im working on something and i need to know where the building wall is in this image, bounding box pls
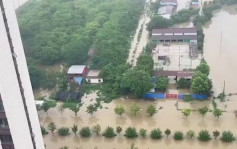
[0,0,45,149]
[86,78,103,84]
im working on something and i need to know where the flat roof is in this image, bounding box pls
[87,70,101,77]
[152,27,197,34]
[68,65,86,74]
[154,70,194,77]
[161,0,177,3]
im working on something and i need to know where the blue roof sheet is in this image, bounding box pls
[74,77,83,84]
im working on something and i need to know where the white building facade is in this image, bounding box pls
[0,0,45,149]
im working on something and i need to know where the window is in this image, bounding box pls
[0,102,4,112]
[0,135,13,143]
[0,119,8,128]
[98,79,101,82]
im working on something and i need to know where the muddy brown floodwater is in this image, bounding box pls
[39,5,237,149]
[204,5,237,96]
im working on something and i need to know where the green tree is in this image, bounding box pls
[130,103,141,116]
[116,126,122,135]
[71,124,78,135]
[86,104,98,115]
[191,71,212,94]
[147,16,170,32]
[124,127,138,138]
[221,131,235,142]
[63,103,83,116]
[174,131,184,140]
[177,78,191,89]
[121,69,153,98]
[150,129,162,139]
[139,128,147,138]
[164,129,171,138]
[48,122,56,134]
[198,130,211,141]
[114,105,125,116]
[213,130,220,139]
[102,127,116,138]
[58,127,70,136]
[198,107,209,117]
[146,105,157,116]
[41,100,56,115]
[213,108,223,119]
[92,124,101,135]
[187,130,195,139]
[182,109,191,118]
[80,127,91,137]
[136,54,154,75]
[156,77,169,91]
[196,60,210,75]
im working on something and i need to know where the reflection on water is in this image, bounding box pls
[41,91,237,149]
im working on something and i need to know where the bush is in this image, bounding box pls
[174,131,184,140]
[58,127,70,136]
[103,127,116,138]
[221,131,235,142]
[124,127,138,138]
[177,78,191,89]
[165,129,171,137]
[150,129,162,139]
[139,129,147,138]
[41,126,48,135]
[187,130,195,139]
[80,127,91,137]
[198,130,211,141]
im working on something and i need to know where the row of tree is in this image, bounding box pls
[43,123,235,143]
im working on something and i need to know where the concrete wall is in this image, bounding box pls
[0,0,45,148]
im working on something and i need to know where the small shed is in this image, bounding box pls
[67,65,87,80]
[160,0,177,6]
[86,70,103,84]
[56,92,81,101]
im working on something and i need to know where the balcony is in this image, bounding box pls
[0,128,10,135]
[0,112,6,119]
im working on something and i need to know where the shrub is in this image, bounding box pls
[124,127,138,138]
[187,130,195,139]
[165,129,171,137]
[71,124,78,135]
[174,131,184,140]
[139,129,147,138]
[41,126,48,135]
[103,127,116,138]
[221,131,235,142]
[92,124,101,135]
[177,78,191,89]
[146,105,157,116]
[116,126,122,134]
[150,129,162,139]
[48,122,56,133]
[213,130,220,139]
[198,130,211,141]
[58,127,70,136]
[80,127,91,137]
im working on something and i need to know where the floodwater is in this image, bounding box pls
[40,91,237,149]
[39,4,237,149]
[203,6,237,96]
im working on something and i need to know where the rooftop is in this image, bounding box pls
[68,65,86,74]
[87,70,101,77]
[152,27,197,34]
[161,0,177,4]
[153,70,194,78]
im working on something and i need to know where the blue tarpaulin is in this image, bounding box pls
[144,93,165,99]
[74,77,83,84]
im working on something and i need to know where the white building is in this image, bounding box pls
[160,0,177,6]
[0,0,45,149]
[86,70,103,84]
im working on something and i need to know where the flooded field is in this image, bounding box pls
[40,91,237,149]
[39,4,237,149]
[203,6,237,96]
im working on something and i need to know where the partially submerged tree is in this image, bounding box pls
[116,126,122,135]
[114,105,125,116]
[164,129,171,138]
[130,103,141,116]
[213,108,223,119]
[92,124,101,135]
[146,105,157,116]
[71,124,78,135]
[198,107,209,117]
[41,100,56,115]
[63,103,83,116]
[86,104,98,115]
[213,130,220,139]
[191,71,212,95]
[182,109,191,118]
[187,130,195,139]
[156,77,169,91]
[48,122,56,134]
